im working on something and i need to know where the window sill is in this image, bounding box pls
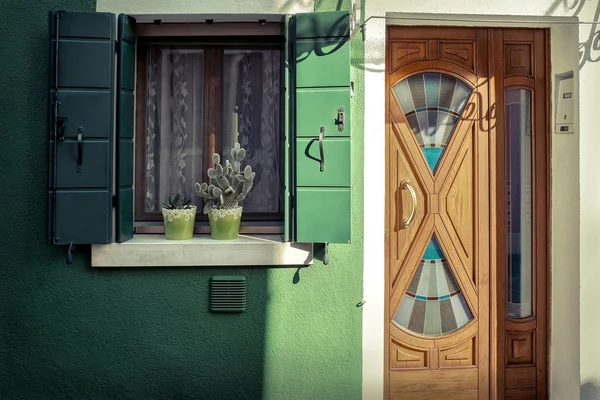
[91,234,313,267]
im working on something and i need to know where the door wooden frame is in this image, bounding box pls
[383,26,551,400]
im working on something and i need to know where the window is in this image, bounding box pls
[134,35,283,229]
[48,10,352,248]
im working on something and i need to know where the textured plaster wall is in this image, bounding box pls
[362,2,592,400]
[0,0,364,399]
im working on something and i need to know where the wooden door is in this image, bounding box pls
[385,26,550,400]
[385,27,491,399]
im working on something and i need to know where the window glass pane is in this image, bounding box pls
[506,89,533,319]
[144,46,204,212]
[141,45,282,217]
[222,49,281,213]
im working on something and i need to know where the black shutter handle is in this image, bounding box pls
[77,127,83,173]
[319,126,325,172]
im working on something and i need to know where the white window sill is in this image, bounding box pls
[91,234,313,267]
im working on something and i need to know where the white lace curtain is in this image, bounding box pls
[144,47,205,211]
[144,46,281,214]
[222,50,281,213]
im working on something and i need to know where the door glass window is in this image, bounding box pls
[393,235,474,336]
[393,73,472,173]
[506,88,533,319]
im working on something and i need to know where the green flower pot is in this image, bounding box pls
[162,206,196,240]
[208,207,242,240]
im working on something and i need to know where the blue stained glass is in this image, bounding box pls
[422,148,444,173]
[423,235,444,259]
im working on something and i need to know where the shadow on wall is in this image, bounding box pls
[546,0,600,70]
[581,380,600,400]
[275,0,344,12]
[0,2,272,399]
[358,0,600,74]
[314,0,345,11]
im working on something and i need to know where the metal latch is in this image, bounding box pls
[56,115,67,141]
[336,107,344,132]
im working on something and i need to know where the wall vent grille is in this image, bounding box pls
[210,275,247,313]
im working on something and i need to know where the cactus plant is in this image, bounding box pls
[194,143,256,214]
[162,192,193,210]
[161,193,196,240]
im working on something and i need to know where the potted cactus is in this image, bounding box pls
[194,143,255,240]
[161,193,196,240]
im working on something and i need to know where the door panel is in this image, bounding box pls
[388,122,429,281]
[386,27,490,400]
[438,125,475,282]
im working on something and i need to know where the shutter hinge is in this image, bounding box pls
[290,194,295,208]
[112,195,117,207]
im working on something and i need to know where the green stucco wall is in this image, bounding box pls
[0,0,364,399]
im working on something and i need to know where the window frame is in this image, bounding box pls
[132,26,285,233]
[49,10,353,254]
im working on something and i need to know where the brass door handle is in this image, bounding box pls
[400,180,416,229]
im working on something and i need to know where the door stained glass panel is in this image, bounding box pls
[393,235,474,336]
[393,73,472,173]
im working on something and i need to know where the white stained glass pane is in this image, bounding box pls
[394,295,415,328]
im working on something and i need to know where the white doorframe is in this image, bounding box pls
[361,12,580,400]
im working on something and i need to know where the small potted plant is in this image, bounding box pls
[194,143,255,240]
[161,193,196,240]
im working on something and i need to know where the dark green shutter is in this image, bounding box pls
[116,14,136,242]
[48,11,116,245]
[292,11,351,244]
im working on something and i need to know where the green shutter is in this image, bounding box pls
[116,14,136,242]
[282,15,294,242]
[48,11,116,245]
[292,11,351,244]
